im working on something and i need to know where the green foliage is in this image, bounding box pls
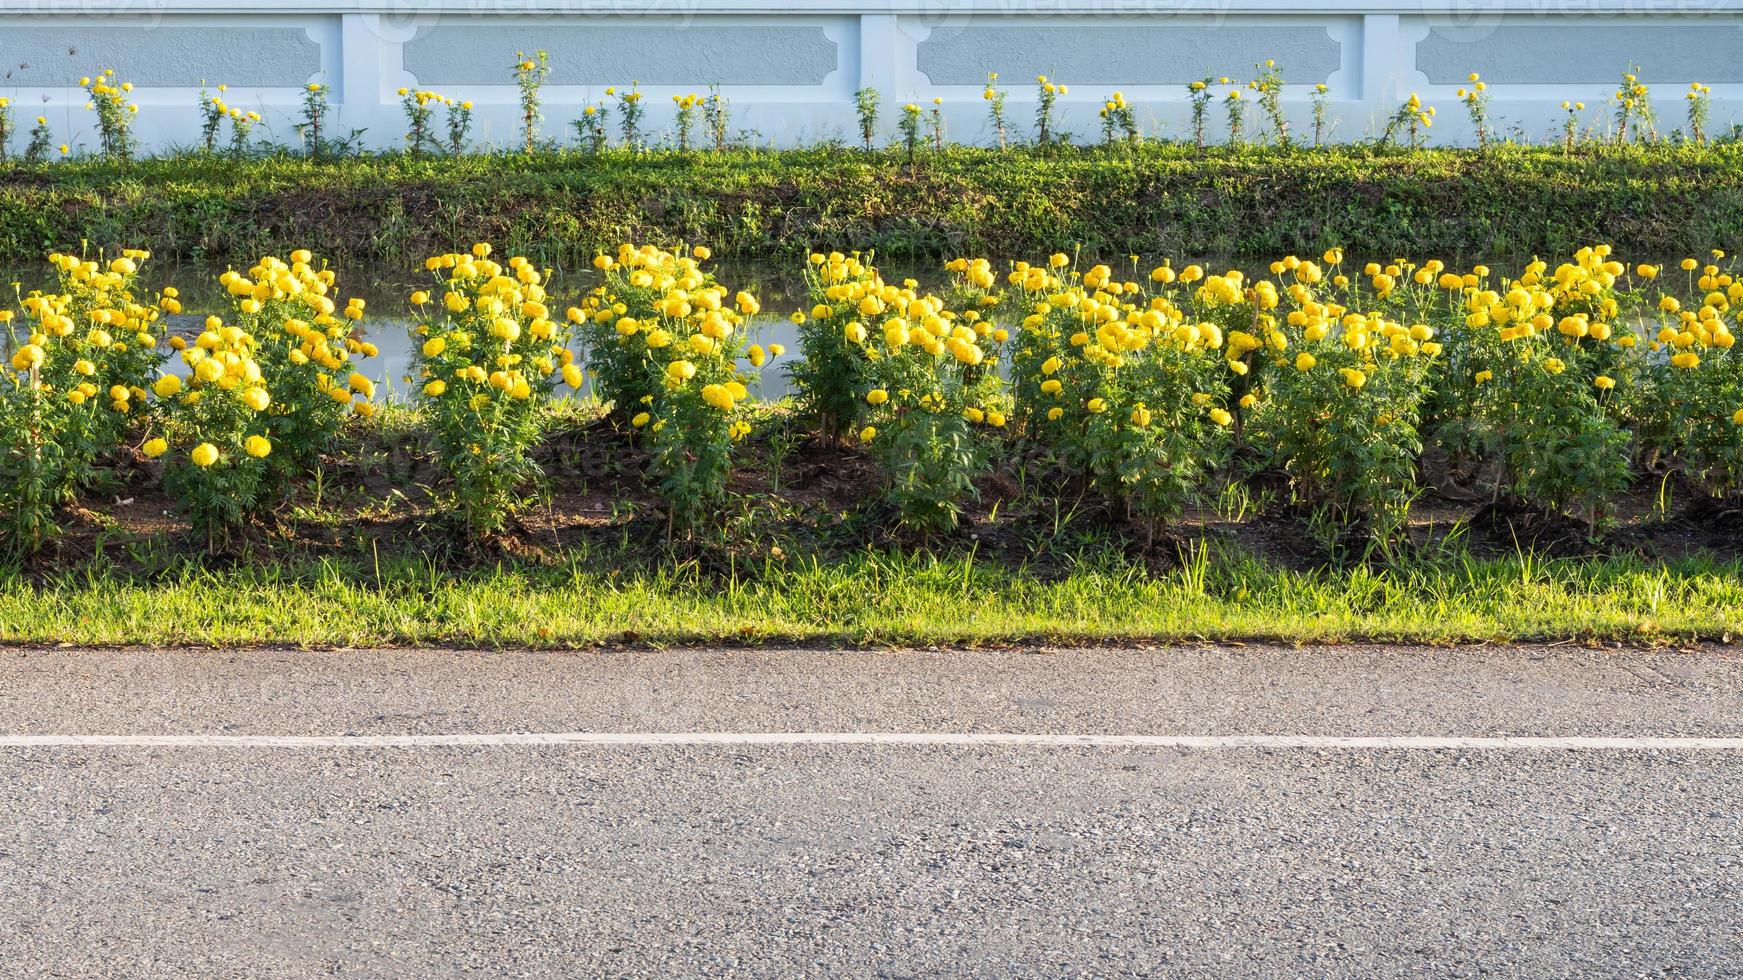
[0,376,72,557]
[0,249,167,554]
[5,548,1742,648]
[1459,251,1637,526]
[410,243,578,537]
[851,276,1005,535]
[7,145,1743,269]
[589,244,761,535]
[513,51,551,153]
[1008,257,1233,531]
[1262,327,1434,541]
[854,88,879,152]
[789,251,882,440]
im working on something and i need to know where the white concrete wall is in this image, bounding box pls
[1,0,1740,153]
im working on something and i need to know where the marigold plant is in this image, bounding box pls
[412,243,579,537]
[582,244,761,536]
[217,251,379,477]
[1259,301,1437,543]
[1647,252,1743,499]
[1458,247,1638,529]
[147,318,285,543]
[1,250,167,555]
[146,251,378,544]
[789,250,885,441]
[852,280,1006,536]
[1009,256,1236,535]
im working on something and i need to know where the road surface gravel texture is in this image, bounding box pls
[0,643,1739,978]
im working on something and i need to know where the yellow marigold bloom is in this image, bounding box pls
[701,383,735,411]
[1208,408,1233,426]
[1086,397,1107,413]
[1294,352,1316,371]
[11,344,45,370]
[866,388,889,405]
[244,435,272,458]
[859,425,877,443]
[1594,375,1616,390]
[424,380,447,397]
[142,437,168,458]
[242,387,271,411]
[191,442,220,467]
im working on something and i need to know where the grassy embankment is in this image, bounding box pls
[3,143,1741,268]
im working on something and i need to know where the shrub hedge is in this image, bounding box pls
[2,143,1740,268]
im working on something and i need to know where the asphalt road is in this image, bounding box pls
[2,644,1741,978]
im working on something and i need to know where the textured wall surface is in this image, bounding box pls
[917,23,1343,86]
[0,4,1737,151]
[0,23,323,87]
[403,23,841,87]
[1416,23,1743,85]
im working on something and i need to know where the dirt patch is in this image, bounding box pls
[13,418,1743,580]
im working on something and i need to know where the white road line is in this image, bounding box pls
[0,733,1740,750]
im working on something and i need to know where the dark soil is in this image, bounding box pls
[17,416,1743,580]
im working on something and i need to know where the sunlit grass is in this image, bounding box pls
[2,544,1736,648]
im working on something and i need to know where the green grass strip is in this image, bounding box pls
[2,548,1736,648]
